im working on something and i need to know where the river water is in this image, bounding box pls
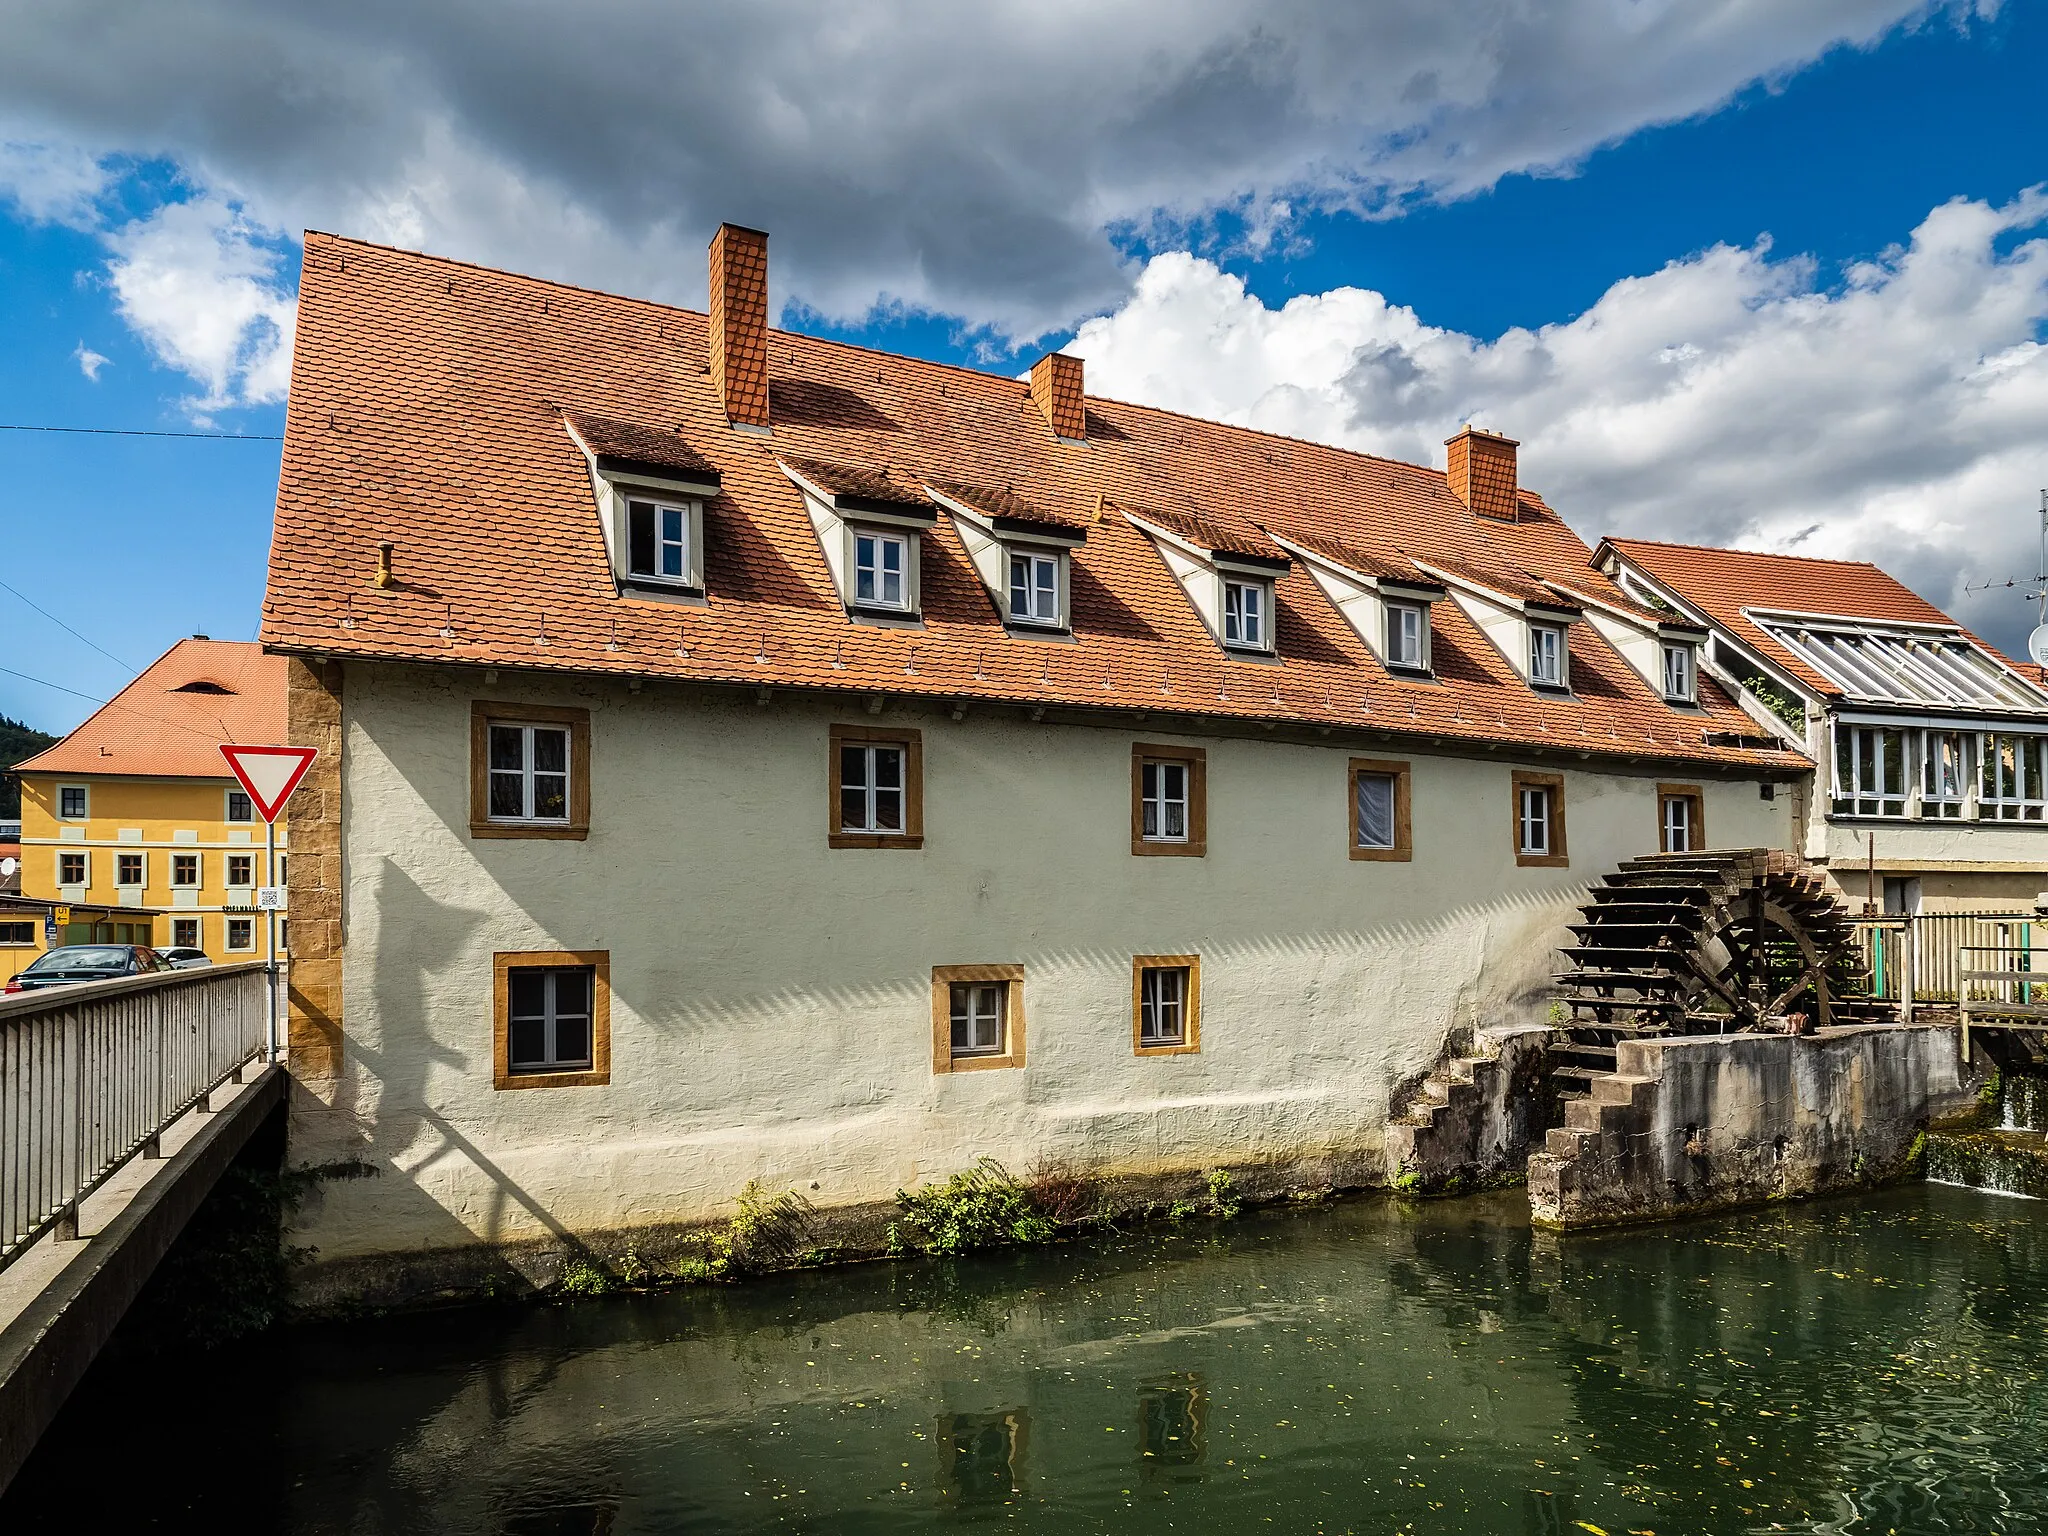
[8,1183,2048,1534]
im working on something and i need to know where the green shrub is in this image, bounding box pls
[1205,1168,1242,1219]
[557,1256,614,1297]
[894,1158,1058,1256]
[696,1180,817,1280]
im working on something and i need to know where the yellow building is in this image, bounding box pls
[11,639,289,965]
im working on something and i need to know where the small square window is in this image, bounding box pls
[1662,643,1696,703]
[1529,624,1568,688]
[59,785,88,819]
[58,851,87,886]
[1349,758,1412,861]
[225,917,256,951]
[1512,771,1568,867]
[171,853,201,887]
[470,704,591,840]
[1658,785,1705,853]
[852,529,912,610]
[494,951,611,1089]
[1008,550,1062,626]
[829,725,924,849]
[1222,579,1269,650]
[626,497,693,584]
[227,854,254,887]
[1385,602,1430,671]
[932,965,1025,1072]
[1133,956,1201,1056]
[116,853,144,886]
[171,918,201,949]
[1133,745,1206,856]
[226,790,253,823]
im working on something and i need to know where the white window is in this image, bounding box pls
[1386,602,1429,670]
[1222,580,1268,649]
[1923,731,1969,819]
[171,918,201,949]
[227,854,255,887]
[1529,624,1566,688]
[1008,550,1060,626]
[171,853,200,887]
[1661,795,1693,853]
[116,852,145,887]
[226,790,253,823]
[1662,643,1696,703]
[626,497,691,584]
[853,530,909,609]
[1980,733,2047,822]
[58,785,88,819]
[225,917,255,952]
[1518,784,1552,856]
[507,966,596,1073]
[839,742,907,833]
[1140,759,1190,843]
[1138,966,1188,1047]
[1834,726,1909,818]
[949,980,1007,1058]
[488,723,572,824]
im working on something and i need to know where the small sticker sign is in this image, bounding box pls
[219,745,318,824]
[255,886,288,911]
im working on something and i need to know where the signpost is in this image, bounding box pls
[219,745,319,1061]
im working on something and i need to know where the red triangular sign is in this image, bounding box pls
[220,744,318,823]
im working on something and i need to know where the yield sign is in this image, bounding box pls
[220,744,318,824]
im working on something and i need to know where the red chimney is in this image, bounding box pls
[709,224,771,430]
[1445,426,1520,522]
[1029,352,1086,441]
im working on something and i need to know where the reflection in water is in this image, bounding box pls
[8,1184,2048,1534]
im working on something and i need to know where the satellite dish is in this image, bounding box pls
[2029,625,2048,668]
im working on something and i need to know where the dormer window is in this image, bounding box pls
[1386,601,1431,672]
[1008,550,1062,627]
[853,529,911,610]
[1661,641,1697,704]
[1529,623,1568,689]
[1223,578,1270,651]
[626,498,692,585]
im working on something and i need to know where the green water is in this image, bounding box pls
[9,1184,2048,1534]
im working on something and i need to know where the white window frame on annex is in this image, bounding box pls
[1661,641,1697,704]
[848,525,916,612]
[1221,575,1273,652]
[1385,600,1431,672]
[1528,622,1570,690]
[1006,546,1066,629]
[620,493,700,590]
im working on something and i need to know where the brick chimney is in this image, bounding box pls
[709,224,771,431]
[1029,352,1086,441]
[1445,426,1520,522]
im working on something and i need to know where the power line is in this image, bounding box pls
[0,580,136,673]
[0,424,282,441]
[0,664,235,744]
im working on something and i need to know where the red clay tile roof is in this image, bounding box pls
[259,232,1803,772]
[929,479,1090,535]
[15,640,288,778]
[1116,500,1289,565]
[1602,538,2000,699]
[780,454,935,515]
[1267,529,1438,588]
[563,410,721,482]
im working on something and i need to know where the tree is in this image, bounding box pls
[0,715,59,820]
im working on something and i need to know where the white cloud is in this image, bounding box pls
[0,1,1994,338]
[0,138,109,224]
[1072,191,2048,654]
[72,342,108,380]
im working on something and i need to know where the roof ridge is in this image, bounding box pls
[1608,535,1883,572]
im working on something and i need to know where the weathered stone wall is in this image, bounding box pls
[1385,1024,1564,1193]
[1528,1025,1980,1229]
[284,657,345,1092]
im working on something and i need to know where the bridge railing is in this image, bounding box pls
[1,963,269,1274]
[1852,912,2043,1011]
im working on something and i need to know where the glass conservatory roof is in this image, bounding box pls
[1753,613,2048,711]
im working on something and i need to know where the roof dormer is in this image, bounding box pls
[565,411,722,604]
[929,480,1089,635]
[1415,558,1581,694]
[782,456,938,624]
[1542,578,1709,707]
[1121,502,1290,658]
[1271,531,1447,677]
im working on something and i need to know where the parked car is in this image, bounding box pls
[157,946,213,970]
[4,944,174,993]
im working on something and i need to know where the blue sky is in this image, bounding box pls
[2,1,2044,734]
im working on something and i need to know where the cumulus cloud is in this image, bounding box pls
[72,343,108,380]
[0,0,1991,342]
[1073,191,2048,654]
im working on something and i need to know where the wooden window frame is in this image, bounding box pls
[829,723,925,849]
[115,851,146,888]
[1131,743,1207,856]
[1132,954,1202,1057]
[224,916,257,952]
[225,853,255,888]
[170,852,201,888]
[470,701,592,841]
[57,850,87,887]
[931,964,1026,1073]
[1657,783,1706,853]
[493,950,612,1090]
[1348,756,1413,862]
[1511,770,1569,868]
[169,917,201,950]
